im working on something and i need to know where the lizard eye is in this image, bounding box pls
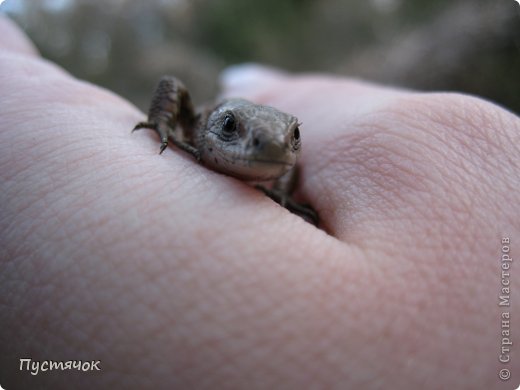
[222,113,237,136]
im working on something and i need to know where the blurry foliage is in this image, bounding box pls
[193,0,313,66]
[2,0,519,113]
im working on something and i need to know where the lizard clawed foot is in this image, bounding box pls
[255,185,319,226]
[288,202,319,226]
[132,76,202,158]
[132,121,169,154]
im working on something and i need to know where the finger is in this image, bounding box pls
[0,15,39,56]
[219,63,288,99]
[219,69,409,239]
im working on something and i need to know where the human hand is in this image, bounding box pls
[1,16,518,389]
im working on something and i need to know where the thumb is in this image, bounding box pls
[218,63,290,99]
[0,15,39,56]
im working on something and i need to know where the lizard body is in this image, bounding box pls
[133,76,317,224]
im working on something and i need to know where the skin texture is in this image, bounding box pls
[0,15,519,390]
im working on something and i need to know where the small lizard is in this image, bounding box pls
[132,76,318,225]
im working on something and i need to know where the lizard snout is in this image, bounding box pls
[250,132,289,157]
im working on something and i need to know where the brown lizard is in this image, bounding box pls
[132,76,318,225]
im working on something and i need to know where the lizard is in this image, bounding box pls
[132,76,318,225]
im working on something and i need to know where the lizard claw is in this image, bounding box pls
[132,120,171,155]
[159,141,168,154]
[132,121,156,133]
[255,185,318,225]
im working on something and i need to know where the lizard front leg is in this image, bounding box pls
[132,76,200,159]
[257,166,319,226]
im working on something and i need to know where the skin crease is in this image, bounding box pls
[0,15,519,390]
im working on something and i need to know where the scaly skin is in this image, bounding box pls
[133,76,318,224]
[196,98,300,181]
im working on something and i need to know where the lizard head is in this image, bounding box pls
[201,98,301,181]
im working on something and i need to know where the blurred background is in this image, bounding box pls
[1,0,519,113]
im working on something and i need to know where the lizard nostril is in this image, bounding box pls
[293,127,300,140]
[253,137,261,148]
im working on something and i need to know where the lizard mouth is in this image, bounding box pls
[214,156,294,181]
[218,150,295,168]
[238,157,296,174]
[248,159,292,166]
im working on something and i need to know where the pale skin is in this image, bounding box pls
[0,15,519,390]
